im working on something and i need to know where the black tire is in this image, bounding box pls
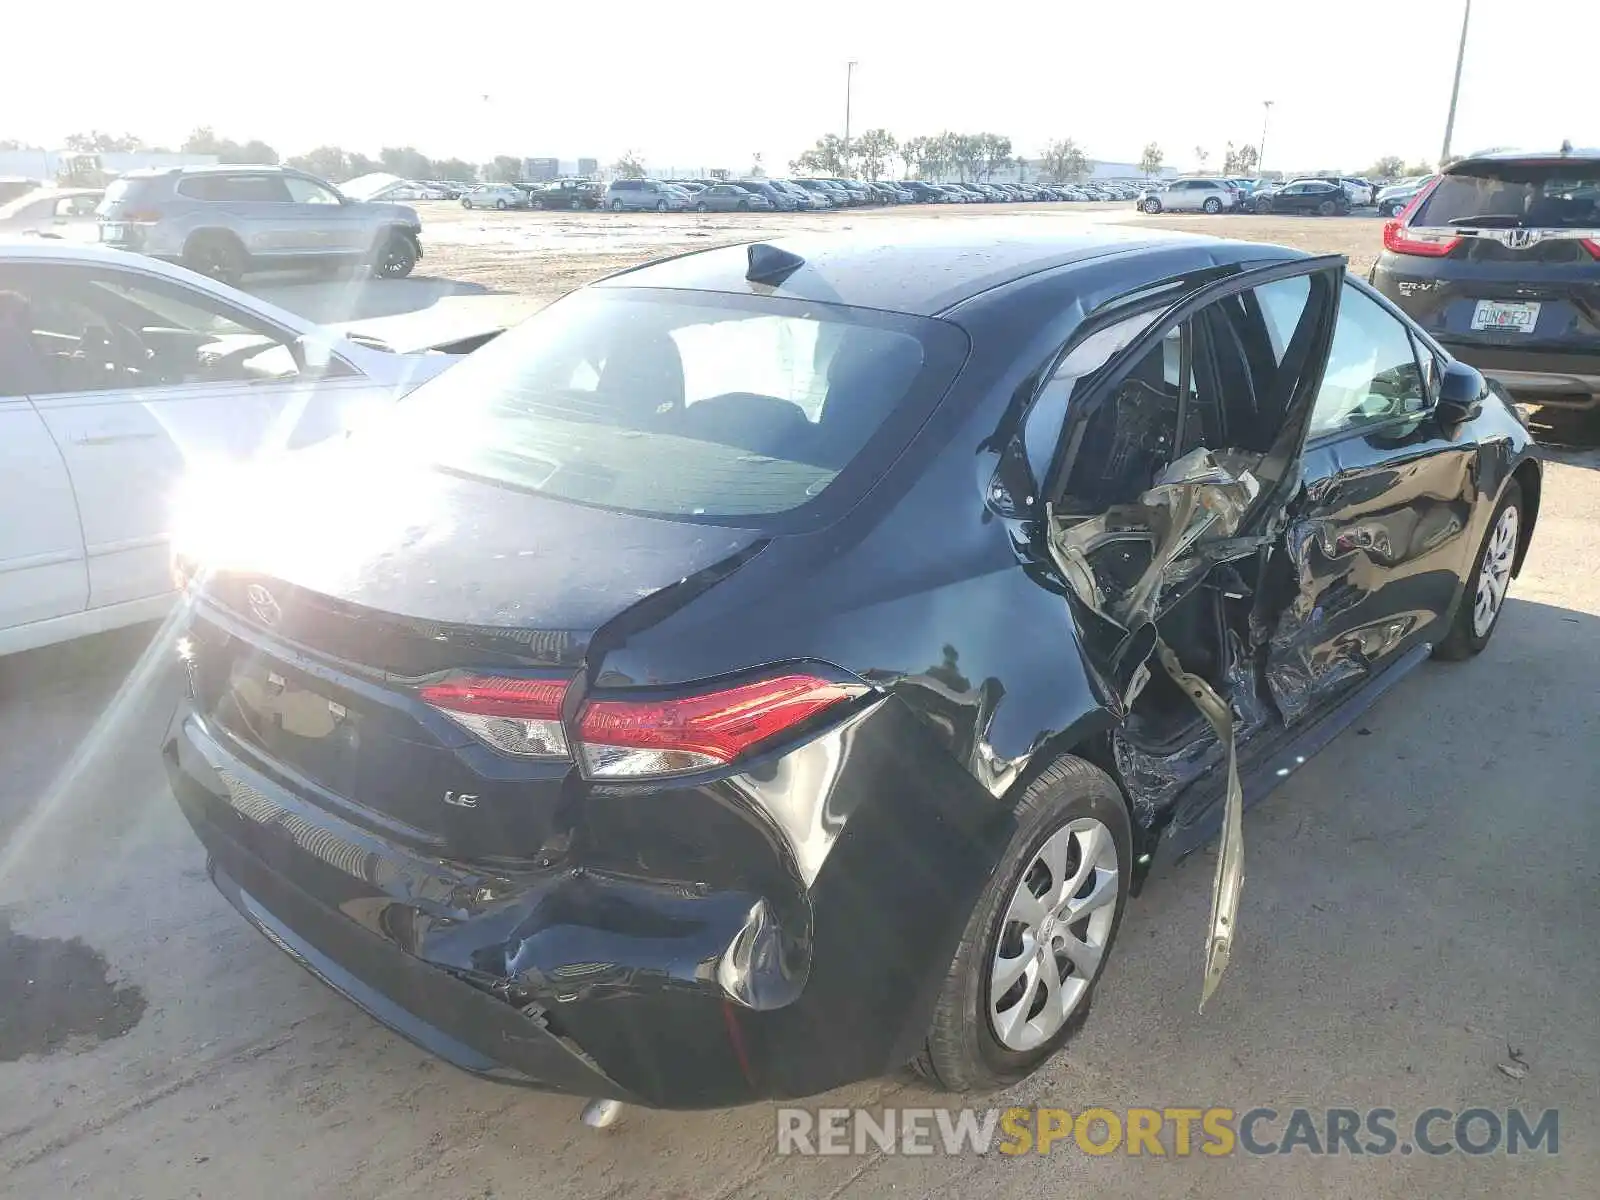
[495,199,508,211]
[1435,479,1524,660]
[182,233,247,286]
[1379,201,1396,217]
[1142,198,1162,214]
[1255,196,1273,213]
[1318,199,1337,216]
[372,231,417,280]
[611,200,624,212]
[695,201,707,213]
[912,756,1132,1093]
[460,198,472,209]
[738,198,750,211]
[1203,197,1222,214]
[655,200,668,213]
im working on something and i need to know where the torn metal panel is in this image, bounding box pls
[1047,447,1262,1008]
[1153,639,1243,1013]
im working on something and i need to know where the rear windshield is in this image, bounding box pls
[377,288,966,527]
[1415,160,1600,228]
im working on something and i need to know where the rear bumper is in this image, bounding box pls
[163,692,1004,1107]
[1436,342,1600,406]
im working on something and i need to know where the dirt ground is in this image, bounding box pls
[1,201,1595,1200]
[407,199,1388,303]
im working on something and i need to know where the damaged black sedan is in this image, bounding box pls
[163,226,1540,1112]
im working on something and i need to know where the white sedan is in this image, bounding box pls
[0,241,496,656]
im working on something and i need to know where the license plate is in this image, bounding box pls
[1471,300,1541,333]
[99,223,125,241]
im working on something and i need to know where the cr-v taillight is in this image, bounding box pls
[419,672,868,778]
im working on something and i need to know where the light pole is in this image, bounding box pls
[1440,0,1473,167]
[843,60,858,174]
[1258,100,1274,176]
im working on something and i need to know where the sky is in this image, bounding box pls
[3,0,1593,175]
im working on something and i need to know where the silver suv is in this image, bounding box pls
[1138,178,1237,214]
[97,165,424,284]
[602,179,680,212]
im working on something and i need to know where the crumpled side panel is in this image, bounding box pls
[1262,517,1370,724]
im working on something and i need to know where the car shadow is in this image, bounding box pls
[250,275,505,324]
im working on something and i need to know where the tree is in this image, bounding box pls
[1139,142,1164,178]
[181,127,278,164]
[489,155,524,183]
[899,137,920,179]
[1040,138,1090,184]
[749,152,766,178]
[1194,146,1211,173]
[379,146,434,180]
[1221,141,1258,176]
[942,132,985,182]
[852,129,897,181]
[431,157,478,183]
[64,130,145,153]
[792,134,849,177]
[1405,160,1435,178]
[1365,155,1406,180]
[976,132,1013,181]
[285,146,355,181]
[611,149,646,180]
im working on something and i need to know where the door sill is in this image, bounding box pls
[1151,642,1433,869]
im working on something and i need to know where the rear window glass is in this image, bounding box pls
[375,288,965,526]
[1416,160,1600,228]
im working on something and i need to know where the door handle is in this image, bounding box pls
[73,430,161,446]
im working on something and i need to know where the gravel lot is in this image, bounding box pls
[1,201,1595,1200]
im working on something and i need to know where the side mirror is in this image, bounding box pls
[1436,360,1485,430]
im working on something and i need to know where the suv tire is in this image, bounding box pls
[183,233,248,287]
[912,755,1132,1093]
[373,231,418,280]
[1142,198,1162,214]
[655,200,668,213]
[1435,479,1524,660]
[611,200,625,212]
[1203,196,1222,214]
[494,199,508,211]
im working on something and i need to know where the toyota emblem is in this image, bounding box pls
[245,583,282,627]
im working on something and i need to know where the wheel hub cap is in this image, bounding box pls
[1472,505,1518,637]
[989,817,1119,1052]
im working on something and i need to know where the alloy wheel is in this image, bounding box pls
[989,817,1120,1052]
[1472,504,1519,637]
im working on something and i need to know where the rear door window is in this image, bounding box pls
[1415,160,1600,228]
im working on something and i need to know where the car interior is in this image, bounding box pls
[0,267,327,394]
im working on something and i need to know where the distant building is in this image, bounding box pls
[0,149,218,183]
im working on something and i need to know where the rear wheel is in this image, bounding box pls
[912,756,1131,1092]
[1318,199,1337,216]
[495,198,508,211]
[1436,480,1523,660]
[182,233,247,286]
[611,200,625,212]
[1203,196,1222,214]
[460,198,472,209]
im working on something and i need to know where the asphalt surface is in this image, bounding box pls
[0,221,1596,1198]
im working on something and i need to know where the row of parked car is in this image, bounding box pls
[456,176,1147,214]
[1133,174,1438,217]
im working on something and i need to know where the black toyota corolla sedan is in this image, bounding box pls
[164,225,1540,1112]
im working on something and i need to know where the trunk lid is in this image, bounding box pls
[185,452,763,853]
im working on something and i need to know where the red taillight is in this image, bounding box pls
[420,675,569,758]
[577,674,867,779]
[1581,239,1600,260]
[418,671,868,775]
[1383,219,1461,258]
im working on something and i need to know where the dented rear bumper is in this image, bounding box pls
[163,695,1005,1108]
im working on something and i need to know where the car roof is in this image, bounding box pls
[596,224,1303,317]
[1449,148,1600,171]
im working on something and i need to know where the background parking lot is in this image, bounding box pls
[1,202,1595,1200]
